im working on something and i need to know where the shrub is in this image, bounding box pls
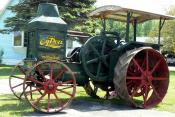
[0,48,4,64]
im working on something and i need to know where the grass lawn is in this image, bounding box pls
[0,65,175,117]
[154,71,175,112]
[0,64,14,79]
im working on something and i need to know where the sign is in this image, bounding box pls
[40,36,63,49]
[40,53,59,60]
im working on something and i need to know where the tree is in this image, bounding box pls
[161,6,175,53]
[1,0,97,35]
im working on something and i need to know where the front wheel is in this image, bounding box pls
[23,61,76,113]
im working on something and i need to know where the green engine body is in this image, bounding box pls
[25,3,161,89]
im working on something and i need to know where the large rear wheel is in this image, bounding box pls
[113,47,169,108]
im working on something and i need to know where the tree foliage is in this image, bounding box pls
[148,6,175,53]
[1,0,97,34]
[103,20,155,40]
[161,6,175,53]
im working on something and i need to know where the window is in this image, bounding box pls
[13,31,24,47]
[24,32,29,47]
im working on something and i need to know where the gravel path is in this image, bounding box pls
[0,79,12,94]
[169,66,175,71]
[23,100,175,117]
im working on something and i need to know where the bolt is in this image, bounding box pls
[48,84,54,90]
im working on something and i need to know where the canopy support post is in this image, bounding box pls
[125,12,132,42]
[158,18,165,45]
[133,19,137,42]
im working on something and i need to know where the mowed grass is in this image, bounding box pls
[0,64,175,117]
[0,87,91,117]
[0,95,33,117]
[0,64,14,79]
[154,71,175,112]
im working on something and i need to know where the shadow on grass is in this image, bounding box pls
[71,96,146,112]
[0,94,143,116]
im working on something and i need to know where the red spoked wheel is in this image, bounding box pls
[127,58,147,97]
[9,60,35,99]
[23,61,76,113]
[114,47,169,108]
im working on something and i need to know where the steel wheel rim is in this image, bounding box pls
[23,61,76,113]
[81,36,115,81]
[126,49,169,108]
[9,60,32,99]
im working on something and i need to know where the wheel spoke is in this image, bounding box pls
[101,54,109,67]
[151,59,161,74]
[25,87,43,94]
[12,83,23,89]
[61,80,74,85]
[32,92,47,105]
[133,58,145,76]
[55,67,67,81]
[19,85,28,98]
[86,58,99,64]
[141,57,146,68]
[27,76,45,86]
[50,63,54,79]
[150,84,161,100]
[47,94,51,112]
[57,89,73,97]
[11,75,25,80]
[143,85,149,106]
[59,86,73,90]
[96,62,102,77]
[101,38,106,55]
[89,44,100,56]
[38,90,43,95]
[127,70,138,76]
[36,66,47,80]
[54,93,63,107]
[126,76,142,80]
[152,77,167,80]
[126,80,132,86]
[17,66,26,75]
[101,38,108,67]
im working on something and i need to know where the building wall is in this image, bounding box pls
[0,1,84,65]
[0,0,26,65]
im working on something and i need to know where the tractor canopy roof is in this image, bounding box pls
[88,5,175,23]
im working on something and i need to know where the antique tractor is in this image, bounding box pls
[9,3,174,113]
